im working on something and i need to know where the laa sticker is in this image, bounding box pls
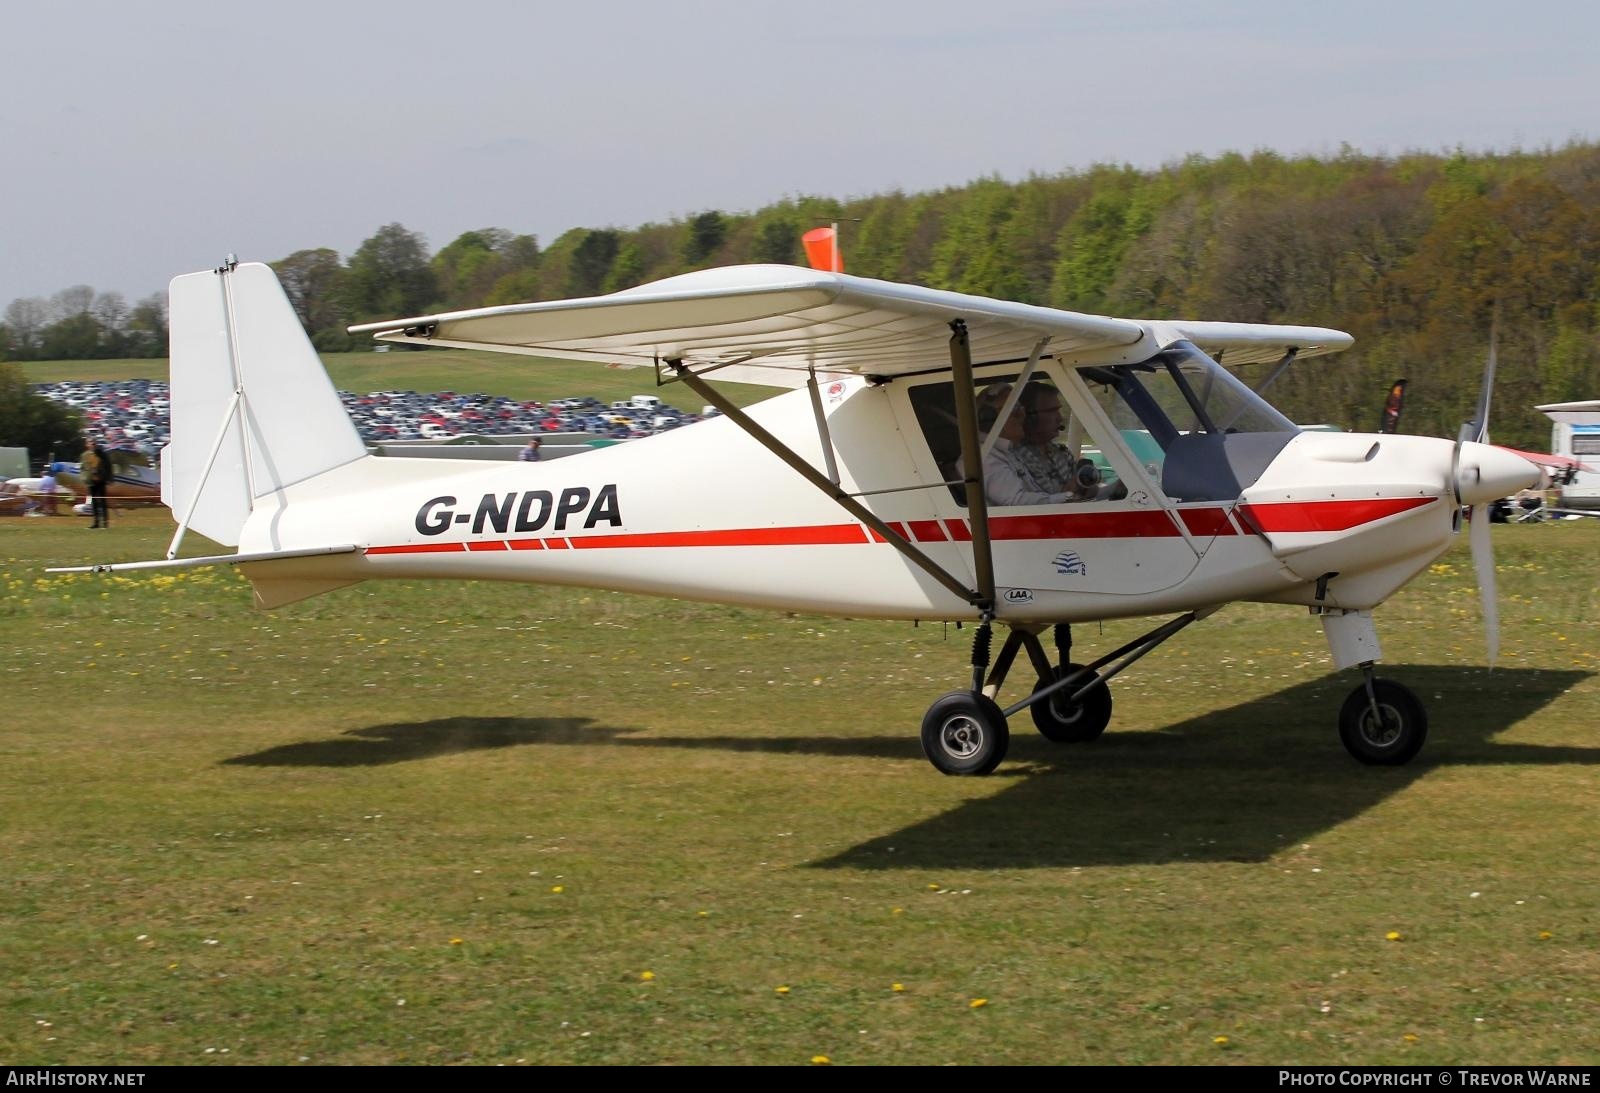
[1001,587,1034,604]
[1053,550,1088,576]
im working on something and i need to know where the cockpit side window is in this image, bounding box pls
[908,371,1120,508]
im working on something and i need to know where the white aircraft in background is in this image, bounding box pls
[56,258,1537,775]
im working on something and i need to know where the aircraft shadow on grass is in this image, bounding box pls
[225,665,1593,867]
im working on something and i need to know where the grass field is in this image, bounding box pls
[2,508,1598,1065]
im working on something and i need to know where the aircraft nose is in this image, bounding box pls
[1456,442,1541,506]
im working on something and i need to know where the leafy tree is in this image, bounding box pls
[2,298,49,360]
[273,248,347,338]
[481,234,544,306]
[750,214,799,265]
[928,177,1018,297]
[39,313,104,360]
[344,224,438,320]
[601,242,647,293]
[682,211,727,265]
[566,229,620,297]
[1049,169,1156,312]
[125,294,167,358]
[850,192,917,280]
[0,360,81,461]
[50,285,94,321]
[433,229,517,308]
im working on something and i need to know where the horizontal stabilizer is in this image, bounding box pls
[249,576,361,609]
[48,544,359,575]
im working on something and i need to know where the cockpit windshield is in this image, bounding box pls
[1085,341,1297,443]
[1083,341,1299,502]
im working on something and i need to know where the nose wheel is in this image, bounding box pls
[1338,676,1428,765]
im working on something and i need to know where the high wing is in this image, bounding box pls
[349,264,1352,377]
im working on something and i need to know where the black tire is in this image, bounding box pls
[1030,664,1113,743]
[920,692,1010,776]
[1339,679,1428,765]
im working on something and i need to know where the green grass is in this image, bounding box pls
[3,511,1599,1065]
[20,352,777,414]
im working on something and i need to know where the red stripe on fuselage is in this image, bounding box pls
[1236,496,1434,533]
[987,510,1197,540]
[362,498,1432,556]
[367,542,466,555]
[565,523,870,549]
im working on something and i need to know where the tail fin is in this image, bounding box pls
[162,261,366,547]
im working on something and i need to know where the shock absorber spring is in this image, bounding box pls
[969,617,993,691]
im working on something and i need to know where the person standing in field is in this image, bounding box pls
[81,437,112,528]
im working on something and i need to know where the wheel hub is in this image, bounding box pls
[939,716,984,759]
[1359,705,1403,748]
[1048,692,1084,723]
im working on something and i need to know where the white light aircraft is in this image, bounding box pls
[57,258,1539,775]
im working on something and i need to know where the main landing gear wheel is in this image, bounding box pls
[1338,679,1428,766]
[921,692,1010,776]
[1030,664,1113,743]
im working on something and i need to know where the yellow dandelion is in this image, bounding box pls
[1385,931,1403,941]
[891,907,904,915]
[640,970,655,981]
[1403,1034,1420,1044]
[696,910,709,918]
[927,883,940,891]
[449,937,463,946]
[1213,1035,1230,1047]
[1539,930,1553,940]
[551,885,564,894]
[969,998,988,1009]
[775,985,790,995]
[891,983,905,993]
[811,1055,831,1066]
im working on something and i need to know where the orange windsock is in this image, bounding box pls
[802,226,843,272]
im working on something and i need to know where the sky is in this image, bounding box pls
[3,0,1597,310]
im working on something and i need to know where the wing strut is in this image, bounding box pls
[947,320,996,611]
[805,366,842,486]
[1246,347,1299,400]
[665,359,985,608]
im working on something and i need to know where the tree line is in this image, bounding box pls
[4,143,1600,448]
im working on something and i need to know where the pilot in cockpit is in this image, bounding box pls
[975,382,1105,505]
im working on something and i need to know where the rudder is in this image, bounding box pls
[162,261,366,546]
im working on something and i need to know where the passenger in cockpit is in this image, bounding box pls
[975,386,1079,506]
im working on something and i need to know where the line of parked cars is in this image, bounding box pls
[35,381,718,451]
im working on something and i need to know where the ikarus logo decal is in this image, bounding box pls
[1053,550,1087,576]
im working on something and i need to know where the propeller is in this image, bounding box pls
[1451,337,1496,506]
[1469,498,1499,663]
[1452,330,1507,664]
